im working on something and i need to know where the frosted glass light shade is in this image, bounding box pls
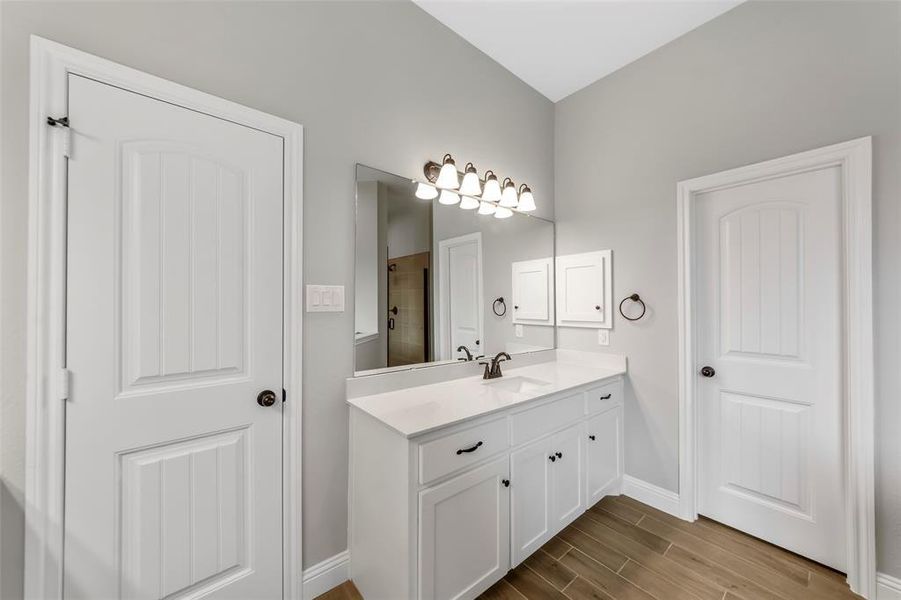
[459,195,479,210]
[477,201,497,215]
[499,181,519,208]
[436,161,460,189]
[415,182,438,200]
[494,206,513,219]
[438,189,460,205]
[482,174,502,202]
[517,188,536,211]
[459,171,482,196]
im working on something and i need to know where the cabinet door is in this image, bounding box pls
[419,457,510,600]
[555,250,612,328]
[585,405,623,507]
[510,438,552,566]
[550,424,584,529]
[511,258,552,324]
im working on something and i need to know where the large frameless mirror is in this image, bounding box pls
[354,164,555,376]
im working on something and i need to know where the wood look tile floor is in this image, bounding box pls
[316,496,861,600]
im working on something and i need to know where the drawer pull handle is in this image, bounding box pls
[589,435,596,441]
[548,455,556,462]
[456,441,483,455]
[599,394,612,400]
[555,451,563,459]
[502,479,510,488]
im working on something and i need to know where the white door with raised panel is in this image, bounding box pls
[439,233,484,360]
[65,75,284,598]
[549,424,584,528]
[511,258,551,324]
[586,406,623,506]
[419,457,510,600]
[696,166,845,570]
[510,438,552,565]
[555,250,612,328]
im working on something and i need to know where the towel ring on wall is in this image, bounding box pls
[492,297,507,317]
[618,293,647,321]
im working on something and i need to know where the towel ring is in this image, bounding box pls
[492,297,507,317]
[618,293,646,321]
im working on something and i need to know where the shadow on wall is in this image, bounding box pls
[1,480,24,598]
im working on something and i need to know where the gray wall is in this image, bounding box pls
[0,1,554,593]
[554,0,900,578]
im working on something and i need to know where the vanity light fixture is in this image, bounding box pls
[477,200,497,215]
[517,184,536,212]
[459,195,480,210]
[481,170,502,203]
[438,189,460,205]
[415,181,438,200]
[459,163,482,196]
[434,154,460,189]
[494,206,514,219]
[499,177,519,208]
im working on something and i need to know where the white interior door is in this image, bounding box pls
[439,233,483,360]
[696,166,845,570]
[65,74,284,599]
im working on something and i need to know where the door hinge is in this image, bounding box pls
[56,368,71,401]
[282,388,287,403]
[47,116,72,158]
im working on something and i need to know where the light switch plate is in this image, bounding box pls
[306,285,345,312]
[515,324,524,338]
[597,329,610,346]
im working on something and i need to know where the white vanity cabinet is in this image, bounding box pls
[349,372,625,600]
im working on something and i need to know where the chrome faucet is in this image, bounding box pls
[480,352,511,379]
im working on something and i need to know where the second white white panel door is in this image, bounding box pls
[439,233,483,360]
[65,75,285,599]
[696,165,845,570]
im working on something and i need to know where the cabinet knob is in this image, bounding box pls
[595,305,601,310]
[502,479,510,488]
[589,435,596,441]
[548,455,556,462]
[555,451,563,459]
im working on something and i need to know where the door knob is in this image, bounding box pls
[257,390,278,407]
[700,366,716,378]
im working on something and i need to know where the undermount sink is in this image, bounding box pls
[485,375,552,394]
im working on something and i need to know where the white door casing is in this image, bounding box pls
[438,233,484,360]
[677,138,874,597]
[25,37,304,600]
[695,166,845,570]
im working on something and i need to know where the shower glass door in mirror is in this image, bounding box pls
[354,164,555,375]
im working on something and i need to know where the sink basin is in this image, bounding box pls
[485,375,552,394]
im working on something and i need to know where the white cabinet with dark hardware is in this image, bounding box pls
[349,370,624,600]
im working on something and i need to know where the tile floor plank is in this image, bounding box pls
[596,496,644,525]
[481,578,528,600]
[617,559,708,600]
[557,526,629,572]
[542,536,575,560]
[523,549,578,590]
[559,549,658,600]
[562,577,617,600]
[505,564,570,599]
[585,506,672,554]
[664,544,786,600]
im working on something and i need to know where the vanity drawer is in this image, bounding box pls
[585,379,623,414]
[511,392,583,446]
[419,418,509,485]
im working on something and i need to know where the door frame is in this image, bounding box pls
[24,36,304,600]
[676,137,875,597]
[436,232,484,361]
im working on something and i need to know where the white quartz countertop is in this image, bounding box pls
[347,355,626,438]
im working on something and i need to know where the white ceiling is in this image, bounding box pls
[414,0,744,102]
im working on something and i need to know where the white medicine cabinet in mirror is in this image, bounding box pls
[354,164,555,376]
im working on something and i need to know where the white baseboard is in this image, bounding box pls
[302,550,350,600]
[621,474,681,518]
[879,572,901,600]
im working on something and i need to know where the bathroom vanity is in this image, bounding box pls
[347,351,626,599]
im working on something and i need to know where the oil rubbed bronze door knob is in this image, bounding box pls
[700,366,716,378]
[257,390,278,407]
